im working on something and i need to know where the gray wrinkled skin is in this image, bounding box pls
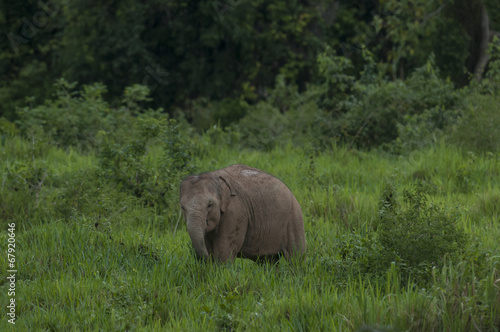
[180,164,306,263]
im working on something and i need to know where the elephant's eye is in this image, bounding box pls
[207,202,213,208]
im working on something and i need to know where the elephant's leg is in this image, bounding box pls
[212,213,247,262]
[204,234,214,257]
[283,220,307,262]
[212,237,242,262]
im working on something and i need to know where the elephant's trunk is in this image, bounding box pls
[186,214,209,260]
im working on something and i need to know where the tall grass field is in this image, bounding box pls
[3,2,500,330]
[1,130,499,331]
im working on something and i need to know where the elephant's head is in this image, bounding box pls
[180,173,233,260]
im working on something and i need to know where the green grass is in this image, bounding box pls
[1,136,499,331]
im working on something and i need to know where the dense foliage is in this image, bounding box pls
[2,0,500,123]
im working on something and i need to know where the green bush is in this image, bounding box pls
[234,74,337,150]
[99,113,194,210]
[332,232,387,280]
[448,94,500,153]
[16,79,110,150]
[391,106,458,153]
[232,52,465,152]
[378,181,468,282]
[0,130,53,223]
[200,287,257,331]
[448,39,500,154]
[3,80,194,230]
[235,101,333,151]
[177,96,249,133]
[54,168,133,223]
[336,56,462,150]
[15,80,158,151]
[0,118,18,139]
[193,125,241,158]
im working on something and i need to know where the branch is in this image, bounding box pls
[421,3,447,26]
[35,171,48,208]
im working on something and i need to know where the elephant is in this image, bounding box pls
[179,164,306,263]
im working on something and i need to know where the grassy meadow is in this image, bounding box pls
[1,131,499,331]
[3,1,500,330]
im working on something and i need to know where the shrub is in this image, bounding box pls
[315,48,356,109]
[390,106,458,154]
[201,287,254,331]
[234,75,337,150]
[447,39,500,154]
[54,168,133,223]
[179,97,249,132]
[98,112,194,210]
[0,118,18,138]
[193,125,241,158]
[8,80,193,227]
[337,56,462,150]
[15,80,158,151]
[447,94,500,153]
[378,180,468,282]
[223,51,466,152]
[332,232,387,280]
[0,130,53,222]
[235,101,335,151]
[233,102,283,151]
[16,79,110,150]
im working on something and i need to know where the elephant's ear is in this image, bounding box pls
[218,175,235,213]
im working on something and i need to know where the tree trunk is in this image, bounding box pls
[474,3,491,81]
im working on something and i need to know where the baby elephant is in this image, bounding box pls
[180,164,306,263]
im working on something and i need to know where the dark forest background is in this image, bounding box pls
[1,0,500,151]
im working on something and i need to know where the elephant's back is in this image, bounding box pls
[222,164,300,212]
[222,164,288,190]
